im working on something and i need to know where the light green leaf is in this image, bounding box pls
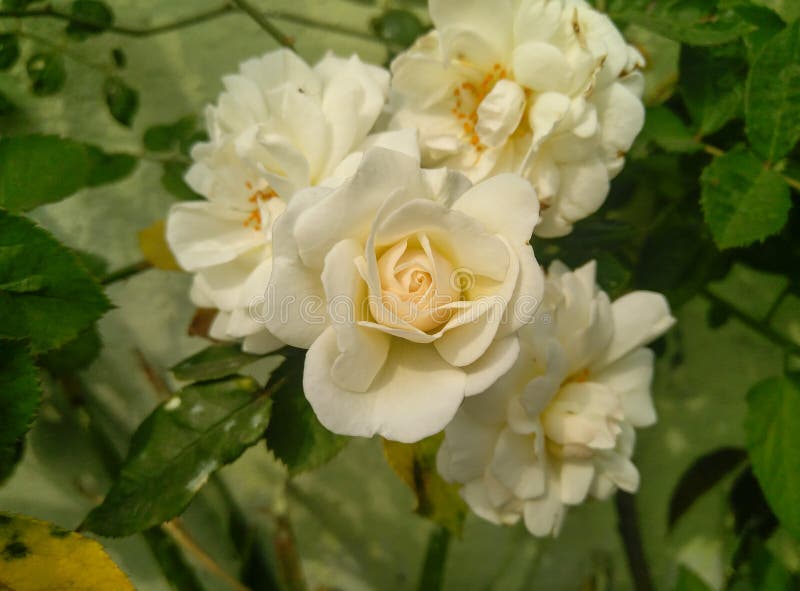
[81,375,272,537]
[382,433,467,536]
[640,106,702,153]
[0,512,135,590]
[265,351,349,475]
[171,343,261,382]
[745,21,800,162]
[745,374,800,540]
[0,135,91,212]
[625,26,680,106]
[608,0,753,46]
[0,211,111,353]
[680,43,747,136]
[0,341,41,483]
[700,146,790,249]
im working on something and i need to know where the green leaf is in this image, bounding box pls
[667,446,747,531]
[0,135,90,212]
[81,375,272,537]
[0,33,20,71]
[39,326,102,375]
[0,341,41,482]
[371,9,426,48]
[745,374,800,539]
[701,146,791,249]
[745,21,800,162]
[0,210,111,353]
[0,512,135,589]
[85,146,138,187]
[143,115,198,153]
[161,161,201,200]
[265,351,349,475]
[640,106,702,153]
[1,0,41,8]
[625,26,680,106]
[0,91,16,116]
[732,3,786,61]
[103,76,138,127]
[66,0,114,40]
[674,567,713,591]
[26,53,67,96]
[594,251,632,299]
[608,0,753,46]
[382,433,467,536]
[171,344,260,382]
[679,43,747,136]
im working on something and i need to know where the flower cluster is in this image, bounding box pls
[167,0,672,538]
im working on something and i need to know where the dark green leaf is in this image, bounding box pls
[39,326,102,375]
[729,467,777,540]
[26,53,67,96]
[383,433,467,536]
[371,9,426,48]
[0,135,91,212]
[72,250,109,280]
[701,146,791,249]
[265,351,349,475]
[66,0,114,40]
[81,375,272,536]
[1,0,41,8]
[706,301,731,328]
[674,567,713,591]
[111,47,126,68]
[594,252,632,299]
[608,0,753,46]
[103,76,138,127]
[640,106,702,153]
[0,341,41,482]
[85,146,138,187]
[679,44,747,136]
[0,33,20,71]
[745,374,800,539]
[0,91,17,115]
[732,3,786,60]
[667,446,747,530]
[171,344,260,382]
[745,21,800,162]
[143,115,197,153]
[161,161,201,200]
[0,210,111,353]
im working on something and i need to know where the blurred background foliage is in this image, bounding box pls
[0,0,799,590]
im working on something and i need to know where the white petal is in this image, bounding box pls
[560,460,595,505]
[593,348,656,427]
[166,202,264,271]
[452,173,540,245]
[490,428,547,499]
[513,41,571,93]
[476,80,527,148]
[243,330,284,354]
[592,291,675,368]
[303,327,465,442]
[438,409,498,482]
[463,335,520,396]
[430,0,514,61]
[555,158,610,223]
[594,81,645,158]
[322,239,390,392]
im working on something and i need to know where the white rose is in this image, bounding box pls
[264,146,544,443]
[166,49,411,353]
[437,260,675,536]
[390,0,645,238]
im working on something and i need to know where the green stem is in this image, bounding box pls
[230,0,294,48]
[101,260,153,285]
[764,285,790,325]
[266,10,388,45]
[701,288,800,354]
[17,28,111,74]
[615,491,655,591]
[416,526,451,591]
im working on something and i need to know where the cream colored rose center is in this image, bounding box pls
[372,236,462,332]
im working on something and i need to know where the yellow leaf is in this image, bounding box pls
[382,433,467,536]
[138,220,180,271]
[0,513,135,591]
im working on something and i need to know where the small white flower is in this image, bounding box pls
[166,49,412,353]
[264,146,544,443]
[390,0,645,237]
[437,260,674,536]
